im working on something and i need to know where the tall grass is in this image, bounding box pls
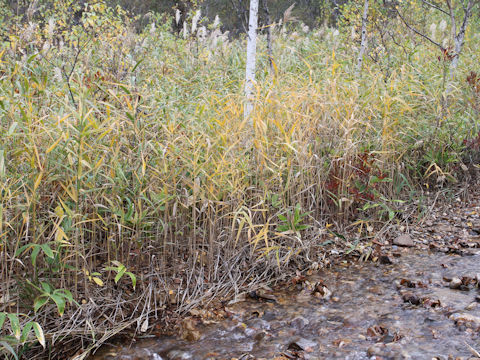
[0,5,478,358]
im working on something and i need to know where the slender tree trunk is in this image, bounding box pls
[262,0,274,72]
[244,0,259,121]
[356,0,369,75]
[444,0,475,94]
[448,0,474,75]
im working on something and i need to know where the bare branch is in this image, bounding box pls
[420,0,450,16]
[396,9,445,50]
[445,0,457,38]
[458,0,476,37]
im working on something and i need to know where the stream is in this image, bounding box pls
[90,249,480,359]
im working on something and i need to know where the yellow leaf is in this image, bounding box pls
[55,113,71,126]
[34,172,43,190]
[54,205,64,218]
[55,226,69,243]
[32,322,45,348]
[93,277,104,286]
[46,135,63,153]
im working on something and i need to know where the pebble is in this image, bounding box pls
[379,255,393,264]
[449,277,462,289]
[292,337,317,352]
[393,234,415,247]
[290,316,309,330]
[465,302,477,310]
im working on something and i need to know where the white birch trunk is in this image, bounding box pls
[446,0,474,93]
[244,0,259,121]
[449,0,473,74]
[356,0,369,75]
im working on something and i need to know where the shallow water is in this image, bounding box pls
[90,250,480,359]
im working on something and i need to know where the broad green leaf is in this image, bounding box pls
[114,266,126,284]
[21,321,33,342]
[34,296,49,313]
[40,282,52,294]
[7,313,20,340]
[15,243,32,256]
[50,294,66,316]
[58,289,73,303]
[41,244,55,259]
[126,272,136,290]
[31,245,41,266]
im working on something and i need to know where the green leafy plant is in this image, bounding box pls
[28,282,74,317]
[0,312,45,359]
[276,203,311,234]
[15,242,55,267]
[84,269,104,287]
[105,261,137,290]
[362,196,405,221]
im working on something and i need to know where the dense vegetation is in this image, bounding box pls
[0,0,479,358]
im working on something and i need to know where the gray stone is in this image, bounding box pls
[393,234,415,247]
[449,277,462,289]
[290,316,309,329]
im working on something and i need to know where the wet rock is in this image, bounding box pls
[253,330,267,341]
[379,255,393,264]
[400,291,420,305]
[449,313,480,328]
[269,320,285,330]
[288,337,317,352]
[312,282,332,300]
[290,316,309,329]
[382,333,395,343]
[400,278,416,288]
[166,350,192,360]
[250,288,277,302]
[393,234,415,247]
[262,311,277,321]
[465,302,478,311]
[151,354,164,360]
[449,277,462,289]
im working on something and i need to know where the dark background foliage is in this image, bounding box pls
[3,0,346,34]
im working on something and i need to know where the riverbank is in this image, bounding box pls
[77,181,480,360]
[1,3,479,359]
[88,185,480,359]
